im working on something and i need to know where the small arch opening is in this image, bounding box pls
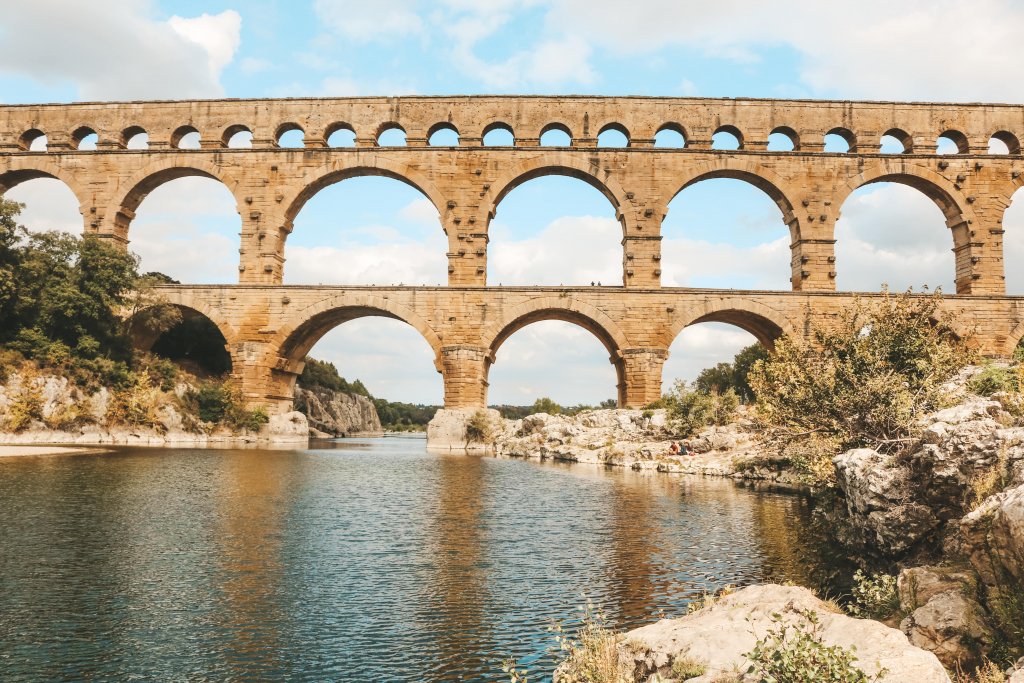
[991,131,1021,155]
[122,126,149,150]
[597,123,629,148]
[72,126,98,151]
[428,123,460,147]
[20,129,46,152]
[654,124,686,148]
[824,128,854,153]
[222,125,253,149]
[326,123,356,147]
[711,126,742,150]
[767,127,798,151]
[377,124,407,147]
[172,125,201,150]
[937,130,969,155]
[880,129,912,154]
[277,123,305,148]
[483,122,515,146]
[539,123,572,147]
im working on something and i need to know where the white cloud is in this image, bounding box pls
[284,241,448,286]
[1002,189,1024,295]
[663,323,758,386]
[545,0,1024,101]
[313,0,423,42]
[488,215,621,285]
[835,184,955,292]
[4,179,83,235]
[0,2,241,100]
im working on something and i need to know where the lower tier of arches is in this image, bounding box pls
[139,285,1024,414]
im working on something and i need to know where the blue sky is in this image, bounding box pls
[3,1,1024,405]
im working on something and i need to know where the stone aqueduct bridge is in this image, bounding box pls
[2,95,1024,411]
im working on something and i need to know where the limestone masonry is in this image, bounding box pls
[2,95,1023,412]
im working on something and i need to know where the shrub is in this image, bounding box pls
[744,608,884,683]
[661,380,739,437]
[181,380,268,433]
[550,600,625,683]
[466,409,495,443]
[106,372,163,429]
[672,653,708,679]
[0,347,24,382]
[970,365,1021,397]
[847,570,900,620]
[749,290,972,487]
[5,375,43,432]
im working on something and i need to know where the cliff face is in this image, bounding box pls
[294,385,382,437]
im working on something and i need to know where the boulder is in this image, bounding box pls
[953,483,1024,587]
[897,567,993,670]
[266,411,309,440]
[569,584,949,683]
[425,407,500,453]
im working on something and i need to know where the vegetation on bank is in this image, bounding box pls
[0,198,267,434]
[493,396,618,419]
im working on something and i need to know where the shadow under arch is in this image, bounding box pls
[836,162,977,293]
[109,159,244,241]
[483,299,629,405]
[662,161,800,240]
[128,301,236,375]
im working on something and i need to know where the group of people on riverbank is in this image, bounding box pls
[668,440,695,457]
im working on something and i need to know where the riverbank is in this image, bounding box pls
[0,444,108,457]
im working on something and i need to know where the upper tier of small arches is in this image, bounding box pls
[3,96,1023,155]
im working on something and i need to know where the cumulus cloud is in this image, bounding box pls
[0,1,241,100]
[488,215,621,285]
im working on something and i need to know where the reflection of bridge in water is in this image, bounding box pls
[2,95,1024,411]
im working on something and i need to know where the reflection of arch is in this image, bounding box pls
[664,299,795,350]
[482,298,628,404]
[275,295,443,374]
[485,153,629,226]
[662,159,799,239]
[281,160,447,231]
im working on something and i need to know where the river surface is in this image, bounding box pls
[0,438,837,682]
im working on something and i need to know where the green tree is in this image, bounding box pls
[530,396,563,415]
[694,343,767,403]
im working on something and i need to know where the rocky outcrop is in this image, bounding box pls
[426,407,501,453]
[832,394,1024,559]
[0,370,308,445]
[896,566,994,670]
[485,407,801,483]
[294,385,381,437]
[560,584,949,683]
[952,482,1024,589]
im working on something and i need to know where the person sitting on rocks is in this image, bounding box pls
[683,440,694,456]
[668,441,680,455]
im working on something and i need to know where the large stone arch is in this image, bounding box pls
[836,162,979,294]
[281,156,448,232]
[106,157,245,243]
[483,152,632,231]
[663,297,798,350]
[482,296,630,404]
[0,158,92,230]
[274,292,443,368]
[659,158,801,240]
[128,298,237,377]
